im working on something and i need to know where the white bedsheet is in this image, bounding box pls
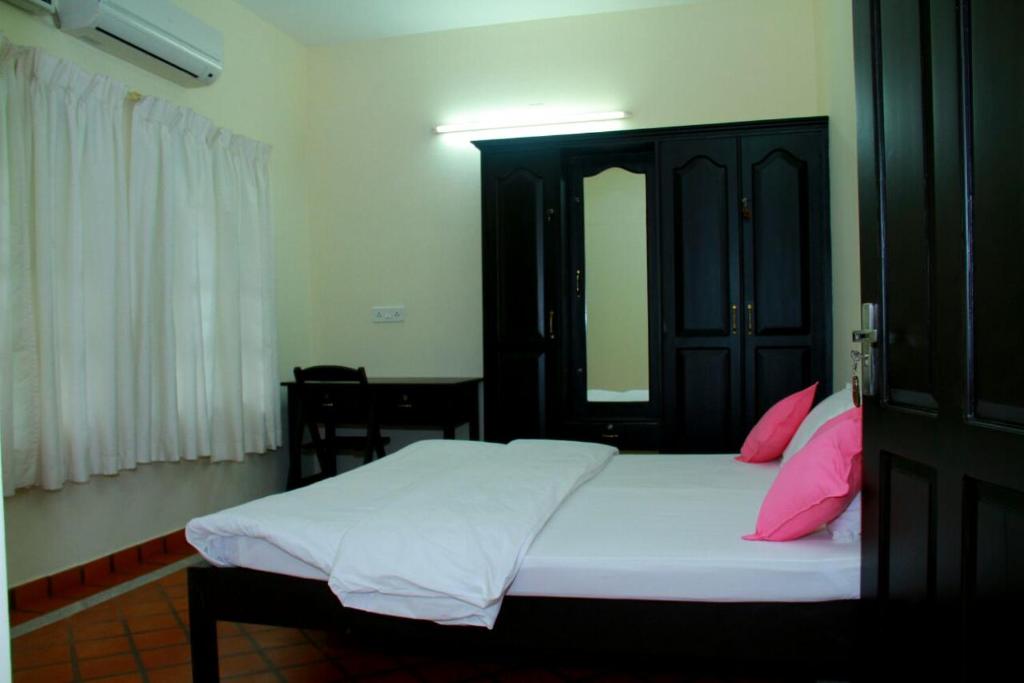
[187,439,614,628]
[192,452,861,607]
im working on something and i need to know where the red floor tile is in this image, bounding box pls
[138,643,191,669]
[11,642,71,669]
[74,635,132,660]
[12,662,74,683]
[131,627,187,650]
[279,660,345,682]
[219,652,269,677]
[263,643,324,668]
[76,652,138,679]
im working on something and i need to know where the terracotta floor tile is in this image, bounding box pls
[223,673,281,683]
[220,652,270,677]
[11,661,74,683]
[119,599,173,619]
[263,643,324,668]
[76,652,138,680]
[360,671,424,683]
[163,583,188,599]
[125,612,179,633]
[131,626,187,650]
[217,622,242,637]
[74,635,132,660]
[138,643,191,669]
[218,635,255,656]
[249,627,308,649]
[240,622,275,633]
[156,571,188,587]
[12,643,71,670]
[13,622,70,648]
[73,620,128,641]
[279,660,345,683]
[145,663,193,683]
[71,603,120,624]
[175,610,190,626]
[169,596,189,612]
[87,674,144,683]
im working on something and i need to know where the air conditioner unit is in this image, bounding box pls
[2,0,55,14]
[56,0,223,86]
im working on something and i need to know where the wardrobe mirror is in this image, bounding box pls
[583,166,650,403]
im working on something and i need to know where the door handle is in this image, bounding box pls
[576,269,583,298]
[853,303,879,397]
[730,304,738,335]
[746,303,754,336]
[548,309,556,340]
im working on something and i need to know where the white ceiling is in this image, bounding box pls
[234,0,702,46]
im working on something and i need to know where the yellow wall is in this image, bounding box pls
[815,0,861,387]
[304,0,823,377]
[0,0,311,585]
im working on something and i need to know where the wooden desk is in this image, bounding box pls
[281,377,482,488]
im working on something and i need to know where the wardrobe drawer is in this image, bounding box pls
[561,421,662,451]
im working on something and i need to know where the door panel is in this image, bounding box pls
[494,171,546,344]
[741,132,830,431]
[967,0,1024,428]
[748,150,809,335]
[481,150,560,443]
[753,347,810,418]
[855,1,1024,679]
[675,156,732,336]
[878,0,938,411]
[661,138,742,451]
[676,348,733,452]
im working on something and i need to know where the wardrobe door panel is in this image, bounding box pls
[661,137,742,452]
[741,132,830,430]
[481,150,560,442]
[495,170,546,344]
[754,347,812,417]
[676,348,734,452]
[748,150,809,335]
[676,156,732,337]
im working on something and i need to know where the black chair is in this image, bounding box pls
[292,365,390,484]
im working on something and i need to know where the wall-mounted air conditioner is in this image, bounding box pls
[56,0,223,86]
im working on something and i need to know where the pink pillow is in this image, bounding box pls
[736,383,818,463]
[744,407,863,542]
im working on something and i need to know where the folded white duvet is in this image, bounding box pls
[186,439,615,628]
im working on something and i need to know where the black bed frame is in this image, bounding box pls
[188,565,860,681]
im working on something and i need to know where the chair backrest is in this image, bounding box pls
[293,365,374,443]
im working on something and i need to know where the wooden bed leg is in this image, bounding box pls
[188,567,220,682]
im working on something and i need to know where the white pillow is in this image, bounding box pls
[827,492,861,542]
[781,383,854,463]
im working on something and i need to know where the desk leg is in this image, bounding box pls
[469,414,480,441]
[286,385,302,490]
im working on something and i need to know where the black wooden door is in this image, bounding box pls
[740,131,831,434]
[854,1,1024,679]
[480,150,561,443]
[660,137,743,451]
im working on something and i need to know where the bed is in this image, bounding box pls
[186,440,861,681]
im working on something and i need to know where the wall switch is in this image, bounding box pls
[372,305,405,323]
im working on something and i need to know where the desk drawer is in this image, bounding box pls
[375,386,448,425]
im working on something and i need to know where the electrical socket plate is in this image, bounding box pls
[372,305,405,323]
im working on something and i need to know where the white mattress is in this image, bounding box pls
[206,453,859,603]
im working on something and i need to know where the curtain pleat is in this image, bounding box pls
[0,37,280,495]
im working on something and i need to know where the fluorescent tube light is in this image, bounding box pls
[434,110,630,135]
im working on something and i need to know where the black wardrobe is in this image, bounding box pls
[476,118,832,452]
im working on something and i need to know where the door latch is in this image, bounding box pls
[852,303,879,397]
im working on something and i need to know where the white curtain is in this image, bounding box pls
[0,39,280,495]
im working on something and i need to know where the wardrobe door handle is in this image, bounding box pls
[730,304,738,335]
[548,310,556,339]
[746,303,754,336]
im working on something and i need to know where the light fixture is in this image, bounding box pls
[434,110,630,135]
